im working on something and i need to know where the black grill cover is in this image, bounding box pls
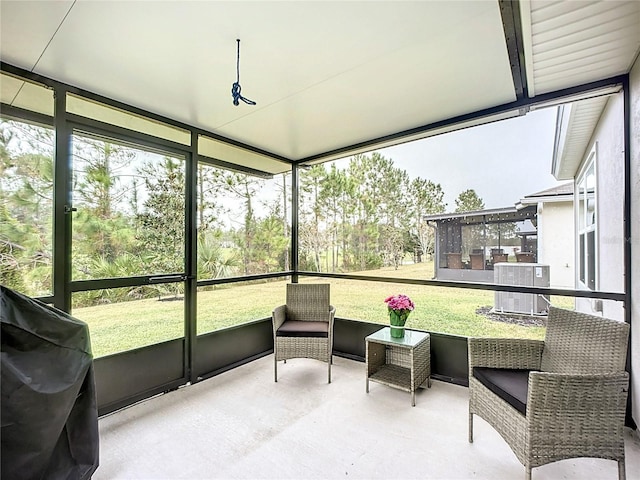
[1,286,99,480]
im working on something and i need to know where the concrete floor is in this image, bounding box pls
[95,355,640,480]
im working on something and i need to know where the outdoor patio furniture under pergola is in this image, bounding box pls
[425,205,537,283]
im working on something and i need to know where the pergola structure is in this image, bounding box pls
[1,1,639,440]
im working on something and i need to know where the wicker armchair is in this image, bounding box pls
[272,283,335,383]
[468,306,630,480]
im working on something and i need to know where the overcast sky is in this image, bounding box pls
[371,106,562,211]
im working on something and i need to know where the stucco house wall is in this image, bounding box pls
[572,53,639,427]
[629,52,640,431]
[573,92,625,321]
[536,201,574,289]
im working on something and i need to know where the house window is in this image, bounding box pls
[577,152,596,290]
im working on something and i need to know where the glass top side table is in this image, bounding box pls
[365,327,431,406]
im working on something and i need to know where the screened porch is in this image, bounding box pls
[1,1,640,479]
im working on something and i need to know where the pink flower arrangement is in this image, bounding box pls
[384,294,415,314]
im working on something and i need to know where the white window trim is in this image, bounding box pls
[575,146,598,291]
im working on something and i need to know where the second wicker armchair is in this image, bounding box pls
[468,306,630,480]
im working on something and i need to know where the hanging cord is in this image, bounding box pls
[231,39,256,106]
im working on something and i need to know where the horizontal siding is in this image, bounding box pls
[532,1,637,40]
[527,0,640,94]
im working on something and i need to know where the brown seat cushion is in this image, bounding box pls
[473,367,532,415]
[276,320,328,338]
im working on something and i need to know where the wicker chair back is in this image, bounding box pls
[285,284,331,322]
[541,306,629,375]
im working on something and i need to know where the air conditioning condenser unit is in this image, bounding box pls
[494,263,550,315]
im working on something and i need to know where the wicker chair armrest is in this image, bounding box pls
[272,305,287,333]
[468,337,544,370]
[527,371,629,420]
[328,305,336,341]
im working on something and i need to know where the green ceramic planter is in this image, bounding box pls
[389,310,409,338]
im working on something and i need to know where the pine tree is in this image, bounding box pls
[455,189,485,212]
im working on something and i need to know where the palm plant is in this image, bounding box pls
[198,235,240,280]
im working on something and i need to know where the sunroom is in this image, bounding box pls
[424,205,538,283]
[1,1,640,479]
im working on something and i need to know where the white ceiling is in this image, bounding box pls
[0,0,514,162]
[1,0,639,170]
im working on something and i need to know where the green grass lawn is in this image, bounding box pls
[74,261,566,358]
